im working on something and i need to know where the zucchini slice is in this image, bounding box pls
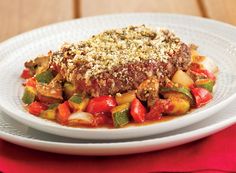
[63,82,76,99]
[35,70,54,84]
[40,103,59,120]
[68,94,89,112]
[115,90,136,105]
[48,103,59,109]
[167,97,190,115]
[195,79,214,92]
[160,86,194,105]
[22,86,36,104]
[111,103,130,128]
[40,109,57,120]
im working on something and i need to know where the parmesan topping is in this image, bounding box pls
[50,25,182,82]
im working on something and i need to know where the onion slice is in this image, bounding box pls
[68,112,94,126]
[200,57,218,74]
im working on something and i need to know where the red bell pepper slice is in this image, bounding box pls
[86,96,117,114]
[191,68,216,81]
[25,77,36,88]
[28,102,48,116]
[92,112,112,127]
[21,68,32,79]
[130,98,146,123]
[57,101,71,124]
[146,99,173,120]
[191,87,213,108]
[202,69,216,81]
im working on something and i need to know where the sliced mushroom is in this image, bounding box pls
[36,73,63,104]
[137,76,159,107]
[25,55,50,75]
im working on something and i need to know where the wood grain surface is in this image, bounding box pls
[0,0,74,41]
[200,0,236,25]
[0,0,235,42]
[80,0,202,17]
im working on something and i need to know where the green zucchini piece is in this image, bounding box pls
[40,103,58,120]
[48,103,59,110]
[69,94,83,104]
[115,90,136,105]
[167,97,190,115]
[111,103,130,128]
[22,87,36,104]
[40,109,56,120]
[160,86,194,105]
[195,79,214,92]
[64,82,76,99]
[35,70,54,84]
[68,94,89,111]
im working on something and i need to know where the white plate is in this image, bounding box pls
[0,13,236,155]
[0,13,236,140]
[0,99,236,156]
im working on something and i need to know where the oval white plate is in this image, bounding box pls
[0,13,236,140]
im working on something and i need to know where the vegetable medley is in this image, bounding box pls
[21,44,218,128]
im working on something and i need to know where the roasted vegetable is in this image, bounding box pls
[111,103,130,128]
[200,57,218,74]
[195,79,214,92]
[63,82,76,99]
[192,56,206,67]
[189,67,216,81]
[68,112,94,126]
[22,86,36,104]
[190,44,199,61]
[130,98,146,123]
[172,70,194,88]
[92,113,110,127]
[24,55,50,75]
[68,94,89,112]
[36,82,63,104]
[36,74,63,103]
[21,68,33,79]
[192,55,218,74]
[48,103,59,109]
[167,97,190,115]
[115,90,136,105]
[69,94,83,103]
[40,103,59,120]
[190,45,217,74]
[160,85,194,105]
[35,70,54,84]
[137,76,159,102]
[57,101,71,124]
[37,73,64,103]
[86,96,117,114]
[25,77,36,88]
[137,76,159,107]
[145,99,167,120]
[191,87,213,108]
[28,101,48,116]
[40,109,56,120]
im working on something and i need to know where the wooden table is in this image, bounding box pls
[0,0,236,42]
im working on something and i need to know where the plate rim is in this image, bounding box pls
[0,111,235,155]
[0,13,236,140]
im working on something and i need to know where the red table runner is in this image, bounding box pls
[1,124,236,173]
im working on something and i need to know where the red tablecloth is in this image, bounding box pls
[1,124,236,173]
